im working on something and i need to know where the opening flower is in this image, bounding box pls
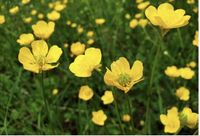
[17,33,34,46]
[145,3,191,29]
[18,40,62,73]
[70,42,86,56]
[78,85,94,101]
[69,48,102,77]
[104,57,143,93]
[92,110,107,126]
[176,87,190,101]
[101,91,114,105]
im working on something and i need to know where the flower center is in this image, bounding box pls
[117,73,132,87]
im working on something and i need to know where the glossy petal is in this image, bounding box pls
[145,6,158,25]
[46,45,62,63]
[18,47,35,65]
[31,40,48,57]
[131,60,143,81]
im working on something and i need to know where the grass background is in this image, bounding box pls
[0,0,198,134]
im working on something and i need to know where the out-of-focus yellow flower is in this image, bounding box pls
[193,7,198,13]
[78,85,94,101]
[136,0,143,3]
[179,67,195,80]
[31,9,37,15]
[69,48,102,77]
[63,43,69,48]
[145,3,191,29]
[95,18,106,25]
[193,31,198,47]
[32,20,55,39]
[92,110,107,126]
[66,20,71,25]
[122,114,131,122]
[47,10,60,21]
[21,0,31,5]
[180,107,198,129]
[77,26,84,34]
[187,61,197,68]
[0,15,5,24]
[135,13,142,19]
[54,4,66,11]
[187,0,195,4]
[129,19,138,29]
[160,107,180,133]
[9,6,19,15]
[87,31,94,37]
[140,120,145,126]
[168,0,174,2]
[52,88,59,95]
[23,17,32,24]
[87,39,94,45]
[176,87,190,101]
[48,3,54,9]
[71,23,77,28]
[138,19,148,28]
[38,13,44,19]
[101,91,114,105]
[63,0,68,4]
[18,40,62,73]
[125,13,131,20]
[70,42,86,56]
[17,33,34,45]
[104,57,143,93]
[164,66,180,78]
[137,1,150,10]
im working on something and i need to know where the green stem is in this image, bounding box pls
[177,29,184,48]
[126,94,135,132]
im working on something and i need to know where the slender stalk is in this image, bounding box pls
[126,94,135,132]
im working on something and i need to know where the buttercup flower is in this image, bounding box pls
[87,31,94,37]
[9,6,19,15]
[21,0,31,5]
[18,40,62,73]
[145,3,191,29]
[125,13,131,20]
[87,39,94,45]
[160,107,180,133]
[137,1,150,10]
[138,19,148,28]
[23,17,32,24]
[77,26,84,34]
[101,91,114,105]
[17,33,34,45]
[129,19,138,29]
[164,66,180,78]
[122,114,131,122]
[38,13,44,19]
[92,110,107,126]
[95,18,106,25]
[187,61,197,68]
[136,0,143,3]
[180,107,198,129]
[0,15,5,24]
[193,31,198,47]
[32,20,55,39]
[54,4,66,11]
[179,67,195,80]
[52,88,59,95]
[104,57,143,93]
[71,23,77,28]
[31,9,37,15]
[47,10,60,21]
[135,13,142,19]
[78,85,94,101]
[70,42,86,56]
[69,48,102,77]
[176,87,190,101]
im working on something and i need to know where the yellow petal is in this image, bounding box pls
[85,48,101,66]
[46,45,62,63]
[131,60,143,81]
[111,57,130,75]
[31,40,48,57]
[104,68,117,86]
[158,3,174,12]
[160,114,167,125]
[145,6,159,25]
[18,47,35,65]
[42,63,59,71]
[23,63,39,73]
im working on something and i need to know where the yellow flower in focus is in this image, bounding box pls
[69,48,102,77]
[187,61,196,68]
[135,13,142,19]
[179,67,195,80]
[87,39,94,45]
[193,31,198,47]
[176,87,190,101]
[0,15,5,24]
[52,88,59,95]
[32,20,55,39]
[78,85,94,101]
[70,42,86,56]
[125,13,131,20]
[160,107,180,133]
[54,4,66,11]
[145,3,191,29]
[47,10,60,21]
[18,40,62,73]
[122,114,131,122]
[38,13,44,19]
[104,57,143,93]
[95,18,106,25]
[23,17,32,24]
[101,91,114,105]
[164,66,180,78]
[92,110,107,126]
[9,6,19,15]
[129,19,138,29]
[21,0,31,5]
[138,19,148,28]
[180,107,198,129]
[137,1,150,10]
[31,9,37,15]
[87,31,94,37]
[17,33,34,45]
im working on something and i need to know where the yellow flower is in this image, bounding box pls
[180,107,198,129]
[104,57,143,93]
[145,3,191,29]
[122,114,131,122]
[54,4,66,11]
[95,18,106,25]
[193,7,198,13]
[23,17,32,24]
[31,9,37,15]
[164,66,180,78]
[179,67,195,80]
[78,85,94,101]
[187,61,196,68]
[69,48,102,77]
[87,31,94,37]
[18,40,62,73]
[66,20,71,25]
[125,13,131,20]
[87,39,94,45]
[63,43,69,48]
[48,3,54,9]
[47,10,60,21]
[70,42,86,56]
[32,20,55,39]
[135,13,142,19]
[176,87,190,101]
[136,0,143,3]
[187,0,195,4]
[52,88,59,95]
[137,1,150,10]
[71,23,77,28]
[77,26,84,34]
[138,19,148,28]
[129,19,138,29]
[17,33,34,45]
[101,91,114,105]
[9,6,19,15]
[160,107,180,133]
[21,0,31,5]
[92,110,107,126]
[193,31,198,47]
[0,15,5,24]
[38,13,44,19]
